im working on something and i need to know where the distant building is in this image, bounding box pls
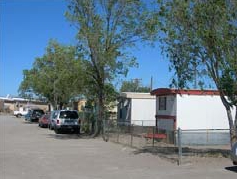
[0,99,4,112]
[117,92,156,126]
[0,96,48,113]
[72,98,87,111]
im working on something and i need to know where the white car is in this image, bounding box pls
[13,107,29,117]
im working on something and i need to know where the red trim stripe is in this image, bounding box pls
[151,88,219,96]
[155,115,176,120]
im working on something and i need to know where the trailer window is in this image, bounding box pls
[159,97,167,110]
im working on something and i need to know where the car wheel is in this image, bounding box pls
[49,124,53,130]
[54,128,60,134]
[233,161,237,165]
[74,128,80,134]
[16,114,21,118]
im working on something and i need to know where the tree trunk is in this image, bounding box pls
[92,91,105,137]
[220,95,237,146]
[90,119,95,135]
[59,103,63,110]
[226,108,237,147]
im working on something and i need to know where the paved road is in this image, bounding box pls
[0,115,236,179]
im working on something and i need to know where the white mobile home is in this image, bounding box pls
[150,88,232,130]
[151,88,234,144]
[117,92,156,126]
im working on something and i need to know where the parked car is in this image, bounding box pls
[48,111,56,130]
[49,110,80,134]
[14,107,30,117]
[38,113,50,128]
[24,111,31,121]
[25,109,45,122]
[231,142,237,165]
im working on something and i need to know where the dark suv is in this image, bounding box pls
[25,109,45,122]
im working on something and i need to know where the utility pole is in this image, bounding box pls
[150,76,153,91]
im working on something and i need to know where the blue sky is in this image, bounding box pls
[0,0,172,97]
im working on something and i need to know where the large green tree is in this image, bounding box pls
[19,40,84,109]
[66,0,154,135]
[120,79,151,92]
[158,0,237,145]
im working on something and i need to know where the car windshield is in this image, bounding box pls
[33,110,44,115]
[59,111,78,119]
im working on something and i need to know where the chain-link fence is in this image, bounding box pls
[78,110,117,135]
[103,120,232,165]
[176,128,231,164]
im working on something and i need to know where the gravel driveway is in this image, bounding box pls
[0,114,236,179]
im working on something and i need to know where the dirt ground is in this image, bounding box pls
[0,114,236,179]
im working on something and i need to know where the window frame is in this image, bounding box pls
[159,96,167,110]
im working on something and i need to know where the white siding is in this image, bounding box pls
[176,94,232,130]
[131,98,156,126]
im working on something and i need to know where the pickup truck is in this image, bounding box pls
[13,107,29,117]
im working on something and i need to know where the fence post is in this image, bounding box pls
[177,127,182,165]
[152,126,155,147]
[130,124,133,147]
[206,129,209,144]
[117,124,119,143]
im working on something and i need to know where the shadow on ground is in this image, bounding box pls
[132,146,230,164]
[133,146,230,157]
[22,121,38,125]
[45,133,94,140]
[133,146,179,163]
[225,166,237,173]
